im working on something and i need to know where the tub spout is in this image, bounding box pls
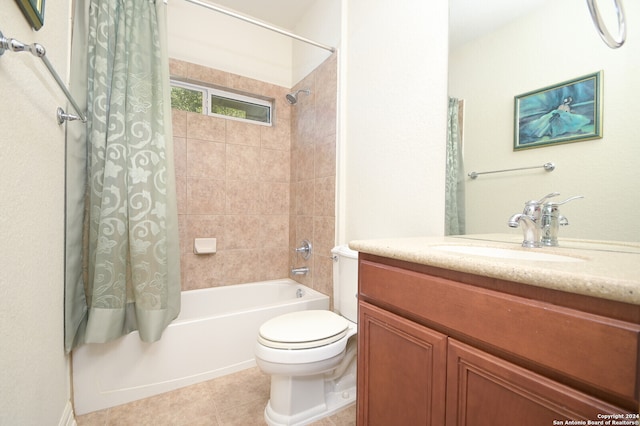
[291,266,309,275]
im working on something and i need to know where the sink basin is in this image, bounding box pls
[431,245,585,262]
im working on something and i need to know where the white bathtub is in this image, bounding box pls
[72,279,329,415]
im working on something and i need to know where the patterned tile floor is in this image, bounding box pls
[75,367,356,426]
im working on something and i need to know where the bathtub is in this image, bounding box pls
[72,279,329,415]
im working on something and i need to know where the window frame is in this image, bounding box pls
[170,78,273,127]
[170,80,207,114]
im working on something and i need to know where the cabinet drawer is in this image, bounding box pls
[359,259,640,404]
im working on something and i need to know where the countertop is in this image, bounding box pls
[349,234,640,306]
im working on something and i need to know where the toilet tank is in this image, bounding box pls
[331,245,359,323]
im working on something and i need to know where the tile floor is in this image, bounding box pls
[75,367,356,426]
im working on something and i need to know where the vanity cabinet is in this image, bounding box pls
[356,253,640,425]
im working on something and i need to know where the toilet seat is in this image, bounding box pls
[258,310,349,350]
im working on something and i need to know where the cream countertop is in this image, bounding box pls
[348,234,640,306]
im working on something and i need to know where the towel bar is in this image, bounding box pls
[468,162,555,180]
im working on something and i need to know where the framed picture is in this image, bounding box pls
[514,71,602,150]
[15,0,45,31]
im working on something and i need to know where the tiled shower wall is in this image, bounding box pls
[169,55,336,296]
[289,54,337,299]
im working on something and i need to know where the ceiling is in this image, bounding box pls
[449,0,551,49]
[193,0,551,48]
[203,0,317,30]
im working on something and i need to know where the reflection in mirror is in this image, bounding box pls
[448,0,640,243]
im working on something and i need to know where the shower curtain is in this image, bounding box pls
[445,97,466,235]
[65,0,180,351]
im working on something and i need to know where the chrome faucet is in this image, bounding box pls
[540,195,584,246]
[291,266,309,275]
[291,240,312,275]
[508,192,560,248]
[294,240,312,260]
[509,193,584,248]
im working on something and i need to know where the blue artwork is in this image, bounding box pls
[514,72,602,150]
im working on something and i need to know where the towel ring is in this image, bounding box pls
[586,0,627,48]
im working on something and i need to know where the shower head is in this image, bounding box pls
[285,88,310,105]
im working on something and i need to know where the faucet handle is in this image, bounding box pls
[544,195,584,206]
[535,192,561,204]
[523,193,560,215]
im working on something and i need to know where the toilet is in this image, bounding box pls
[255,245,358,426]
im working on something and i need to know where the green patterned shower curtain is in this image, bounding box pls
[65,0,180,351]
[445,97,466,235]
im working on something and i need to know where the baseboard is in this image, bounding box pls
[58,400,77,426]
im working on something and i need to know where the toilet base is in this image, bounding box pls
[264,387,355,426]
[264,374,356,425]
[263,344,357,426]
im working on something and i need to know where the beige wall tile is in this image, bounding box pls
[187,139,225,179]
[261,148,290,183]
[314,176,335,218]
[295,180,315,216]
[222,249,262,285]
[261,119,291,151]
[259,215,289,249]
[226,144,261,181]
[315,136,336,179]
[226,120,261,147]
[188,62,229,87]
[296,143,315,182]
[261,182,289,215]
[226,180,261,215]
[169,58,189,79]
[258,248,289,280]
[187,113,226,142]
[173,137,187,177]
[313,216,336,258]
[224,215,261,250]
[184,253,224,290]
[187,178,226,215]
[312,254,333,296]
[175,175,187,215]
[172,110,187,138]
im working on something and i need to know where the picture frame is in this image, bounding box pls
[15,0,45,31]
[514,71,602,150]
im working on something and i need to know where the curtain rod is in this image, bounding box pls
[183,0,336,53]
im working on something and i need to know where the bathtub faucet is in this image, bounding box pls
[291,266,309,275]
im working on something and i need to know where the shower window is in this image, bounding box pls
[171,81,205,113]
[170,79,272,126]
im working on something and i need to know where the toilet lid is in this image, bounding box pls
[258,310,350,350]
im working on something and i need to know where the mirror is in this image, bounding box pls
[448,0,640,245]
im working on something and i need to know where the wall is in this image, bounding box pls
[170,55,337,295]
[168,2,340,295]
[167,0,293,87]
[449,1,640,242]
[341,0,449,242]
[291,0,341,85]
[167,0,340,97]
[0,3,73,425]
[170,59,292,289]
[289,54,338,298]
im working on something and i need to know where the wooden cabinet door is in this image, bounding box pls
[357,301,447,426]
[446,339,627,426]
